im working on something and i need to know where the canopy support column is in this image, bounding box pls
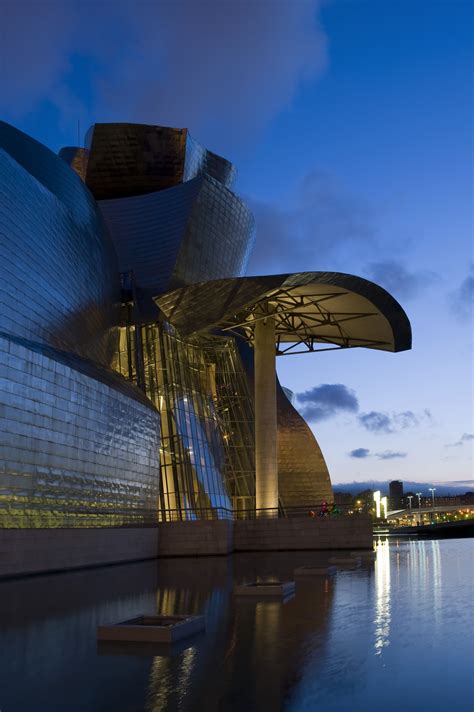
[254,315,278,517]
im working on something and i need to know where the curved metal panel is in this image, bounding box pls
[99,175,255,294]
[0,334,161,527]
[171,175,255,288]
[184,133,236,189]
[277,386,333,508]
[98,178,202,295]
[58,146,89,182]
[0,126,120,366]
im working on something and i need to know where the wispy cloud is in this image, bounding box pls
[448,266,474,321]
[348,448,407,460]
[349,448,370,459]
[375,450,407,460]
[366,260,439,301]
[358,409,431,434]
[446,433,474,448]
[297,383,359,422]
[358,411,393,433]
[247,170,376,274]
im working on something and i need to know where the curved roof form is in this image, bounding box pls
[156,272,412,354]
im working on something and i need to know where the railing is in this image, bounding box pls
[158,503,359,522]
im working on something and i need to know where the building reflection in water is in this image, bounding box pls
[145,552,336,710]
[374,538,391,656]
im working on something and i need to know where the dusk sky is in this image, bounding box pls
[1,0,472,487]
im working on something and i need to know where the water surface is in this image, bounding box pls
[0,539,472,711]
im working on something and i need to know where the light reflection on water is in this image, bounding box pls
[374,538,391,656]
[0,540,472,711]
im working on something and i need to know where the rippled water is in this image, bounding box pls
[0,539,472,711]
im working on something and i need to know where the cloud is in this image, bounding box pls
[446,433,474,448]
[0,1,77,117]
[358,409,430,434]
[358,411,393,433]
[375,451,407,460]
[0,1,328,150]
[366,260,438,301]
[297,383,359,422]
[348,448,407,460]
[448,266,474,320]
[247,170,376,274]
[349,448,370,459]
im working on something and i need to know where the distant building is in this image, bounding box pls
[389,480,404,509]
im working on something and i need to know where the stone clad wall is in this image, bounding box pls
[157,520,234,557]
[0,528,158,578]
[156,516,372,557]
[233,516,373,552]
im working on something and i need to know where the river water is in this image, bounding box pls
[0,539,472,711]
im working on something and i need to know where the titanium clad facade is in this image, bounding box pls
[170,174,255,288]
[98,179,202,296]
[184,133,236,189]
[98,173,254,294]
[0,121,162,528]
[0,123,119,366]
[0,334,161,527]
[277,387,333,507]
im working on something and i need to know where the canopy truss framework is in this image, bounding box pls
[219,287,391,356]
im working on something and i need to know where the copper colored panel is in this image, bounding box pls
[58,146,89,182]
[85,123,188,199]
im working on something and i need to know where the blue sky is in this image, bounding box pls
[1,0,472,486]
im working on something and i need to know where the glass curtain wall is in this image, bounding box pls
[114,323,255,520]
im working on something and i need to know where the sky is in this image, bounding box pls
[1,0,472,487]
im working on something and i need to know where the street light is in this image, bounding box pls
[416,492,422,508]
[429,487,436,507]
[407,495,413,513]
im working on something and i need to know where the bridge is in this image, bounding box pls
[387,504,473,519]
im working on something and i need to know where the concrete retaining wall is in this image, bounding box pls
[0,528,159,578]
[157,520,234,557]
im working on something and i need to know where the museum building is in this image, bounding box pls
[0,121,411,528]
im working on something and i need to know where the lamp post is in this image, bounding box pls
[407,495,413,515]
[429,487,436,524]
[416,492,423,525]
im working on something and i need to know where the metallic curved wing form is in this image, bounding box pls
[0,121,120,365]
[99,175,255,293]
[277,385,334,508]
[156,272,412,353]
